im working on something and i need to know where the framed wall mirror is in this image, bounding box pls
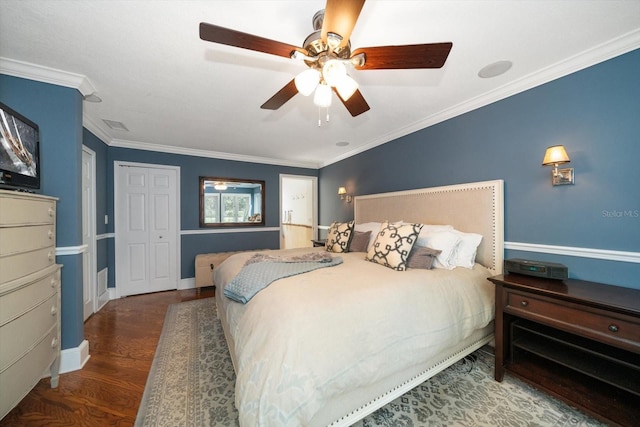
[199,176,265,227]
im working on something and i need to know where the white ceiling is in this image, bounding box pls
[1,1,639,169]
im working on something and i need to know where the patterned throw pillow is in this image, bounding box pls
[366,222,423,271]
[325,221,355,253]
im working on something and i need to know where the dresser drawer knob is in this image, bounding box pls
[608,324,619,333]
[51,338,58,348]
[520,300,529,307]
[51,306,58,315]
[48,251,54,261]
[48,207,55,217]
[48,229,54,239]
[50,278,57,287]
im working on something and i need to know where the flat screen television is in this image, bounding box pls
[0,102,40,190]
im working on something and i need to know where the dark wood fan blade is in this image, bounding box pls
[335,88,370,117]
[261,79,299,110]
[321,0,366,48]
[352,42,453,70]
[200,22,306,58]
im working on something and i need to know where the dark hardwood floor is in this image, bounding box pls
[1,287,216,427]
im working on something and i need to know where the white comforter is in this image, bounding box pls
[215,247,495,426]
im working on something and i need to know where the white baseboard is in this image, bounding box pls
[179,277,196,290]
[59,339,91,374]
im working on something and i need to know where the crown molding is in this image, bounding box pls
[109,138,319,169]
[82,115,320,169]
[82,113,112,145]
[0,57,96,96]
[320,29,640,168]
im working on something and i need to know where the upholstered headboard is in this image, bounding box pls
[354,180,504,274]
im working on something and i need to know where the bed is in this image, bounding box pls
[214,180,504,426]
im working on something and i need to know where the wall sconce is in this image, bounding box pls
[338,186,352,203]
[542,145,574,186]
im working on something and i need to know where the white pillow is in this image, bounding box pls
[419,224,454,233]
[453,231,483,269]
[416,230,461,270]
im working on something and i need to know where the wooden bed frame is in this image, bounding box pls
[216,179,504,426]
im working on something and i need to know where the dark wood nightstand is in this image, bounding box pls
[311,239,326,247]
[488,274,640,426]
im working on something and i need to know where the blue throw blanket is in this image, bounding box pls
[224,255,343,304]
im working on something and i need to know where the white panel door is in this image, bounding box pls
[116,164,178,297]
[148,168,177,291]
[82,147,96,320]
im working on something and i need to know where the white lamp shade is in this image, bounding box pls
[338,186,347,195]
[295,69,320,96]
[313,83,332,107]
[322,60,347,87]
[542,145,571,165]
[336,75,358,101]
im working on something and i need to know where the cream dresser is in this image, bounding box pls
[0,189,61,419]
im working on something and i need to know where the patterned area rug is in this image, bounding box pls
[135,298,604,427]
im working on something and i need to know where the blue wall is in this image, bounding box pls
[319,49,640,289]
[1,75,85,349]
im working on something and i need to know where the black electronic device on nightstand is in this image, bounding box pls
[504,258,568,280]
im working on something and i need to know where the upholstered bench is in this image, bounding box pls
[194,250,265,291]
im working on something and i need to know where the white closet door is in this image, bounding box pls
[116,164,178,297]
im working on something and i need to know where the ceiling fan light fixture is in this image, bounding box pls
[322,59,347,86]
[336,74,358,101]
[295,69,320,96]
[313,82,332,108]
[326,32,343,51]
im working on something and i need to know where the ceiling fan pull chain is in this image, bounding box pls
[326,107,330,123]
[318,108,322,127]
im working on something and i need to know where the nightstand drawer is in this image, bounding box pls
[506,290,640,353]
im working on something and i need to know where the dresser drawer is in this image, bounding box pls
[0,246,56,283]
[0,224,55,257]
[506,290,640,353]
[0,265,60,326]
[0,293,59,371]
[0,325,58,419]
[0,196,55,226]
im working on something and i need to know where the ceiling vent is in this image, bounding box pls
[103,119,129,131]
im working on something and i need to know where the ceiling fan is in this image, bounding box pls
[199,0,452,120]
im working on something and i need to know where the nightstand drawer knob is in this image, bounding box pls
[520,300,529,307]
[608,324,619,333]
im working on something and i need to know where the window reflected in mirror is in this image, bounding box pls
[199,177,265,227]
